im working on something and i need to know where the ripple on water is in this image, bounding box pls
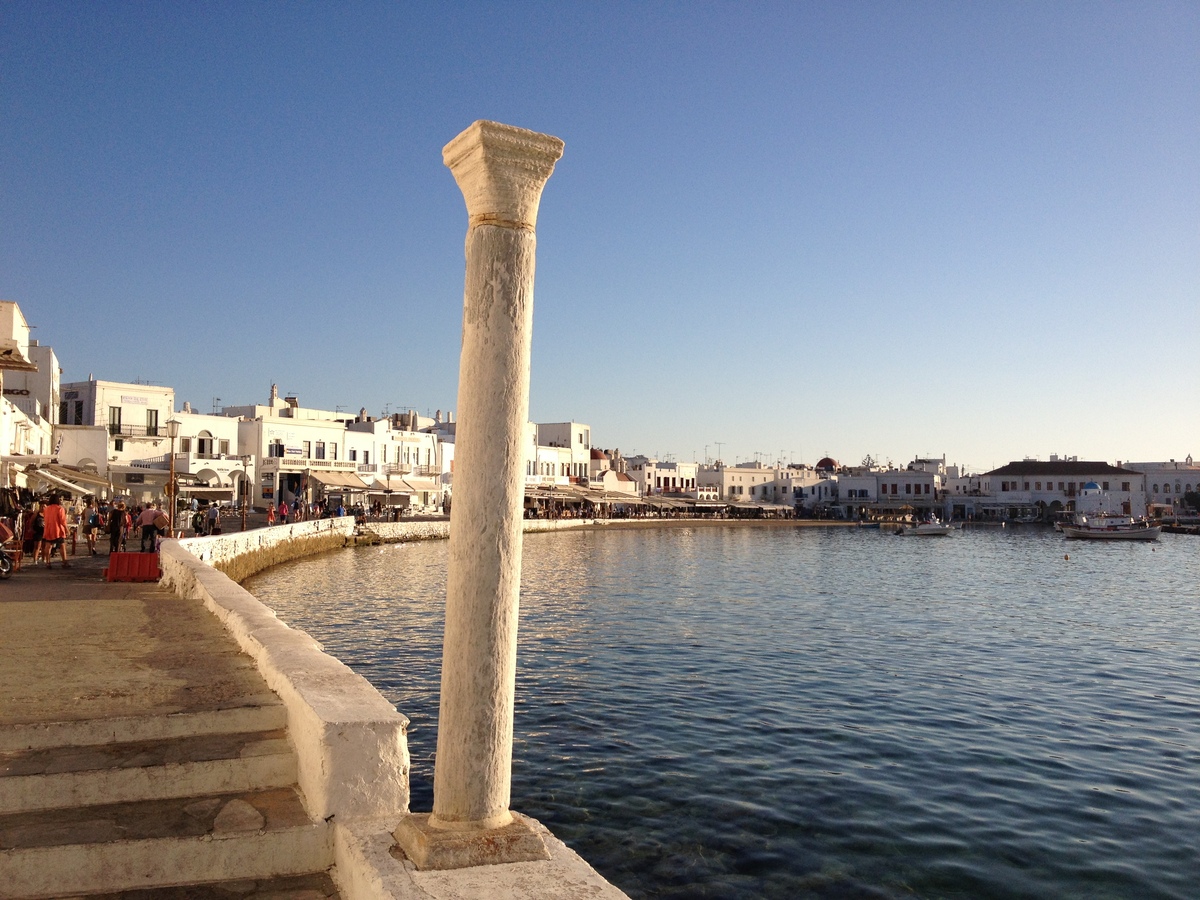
[246,527,1200,900]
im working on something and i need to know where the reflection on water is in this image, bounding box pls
[247,526,1200,899]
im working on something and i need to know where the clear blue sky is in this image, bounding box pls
[3,2,1196,472]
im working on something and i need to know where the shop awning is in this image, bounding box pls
[25,467,96,497]
[309,470,370,489]
[370,475,412,493]
[401,478,441,493]
[43,464,111,489]
[180,486,235,498]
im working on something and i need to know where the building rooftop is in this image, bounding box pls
[984,460,1140,477]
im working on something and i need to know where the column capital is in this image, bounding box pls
[443,120,564,231]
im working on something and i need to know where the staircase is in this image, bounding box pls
[0,563,338,899]
[0,701,335,898]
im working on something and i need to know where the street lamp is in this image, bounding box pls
[240,454,252,532]
[165,418,180,537]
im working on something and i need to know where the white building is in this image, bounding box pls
[1123,457,1199,517]
[0,301,57,493]
[55,378,178,502]
[535,422,592,480]
[978,457,1146,520]
[697,462,776,501]
[627,456,699,496]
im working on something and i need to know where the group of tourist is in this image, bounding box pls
[1,491,422,572]
[2,495,177,572]
[7,494,73,569]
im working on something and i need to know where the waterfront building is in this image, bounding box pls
[536,421,592,480]
[1123,457,1199,518]
[54,378,244,505]
[627,455,699,497]
[345,414,446,513]
[11,339,60,433]
[224,391,451,513]
[697,461,777,501]
[0,301,54,492]
[978,457,1146,520]
[56,378,177,502]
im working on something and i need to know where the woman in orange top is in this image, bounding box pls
[40,494,71,569]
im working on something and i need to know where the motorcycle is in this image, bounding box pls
[0,545,13,579]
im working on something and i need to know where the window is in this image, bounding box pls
[269,440,284,458]
[1164,485,1171,494]
[1153,484,1159,492]
[905,484,912,494]
[180,437,192,452]
[220,440,230,455]
[1121,482,1130,492]
[363,451,369,465]
[350,450,357,462]
[146,409,159,437]
[1035,482,1041,490]
[303,441,311,458]
[924,484,930,494]
[315,442,326,460]
[114,438,124,451]
[1024,482,1029,491]
[330,444,337,460]
[108,406,122,435]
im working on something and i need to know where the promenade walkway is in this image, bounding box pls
[0,549,339,899]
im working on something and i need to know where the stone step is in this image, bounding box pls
[47,870,341,898]
[0,731,296,815]
[0,704,288,755]
[0,787,332,899]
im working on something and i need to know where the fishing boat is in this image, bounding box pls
[1060,512,1160,541]
[894,518,955,536]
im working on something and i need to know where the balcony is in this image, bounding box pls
[108,424,162,440]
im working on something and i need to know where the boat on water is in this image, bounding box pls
[894,518,955,536]
[1061,512,1161,541]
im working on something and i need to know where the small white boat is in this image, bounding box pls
[895,519,955,536]
[1061,512,1160,541]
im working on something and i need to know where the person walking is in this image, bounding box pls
[107,501,125,554]
[266,502,276,526]
[82,499,100,555]
[136,502,161,552]
[278,499,289,525]
[40,494,71,569]
[205,502,220,535]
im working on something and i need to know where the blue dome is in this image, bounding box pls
[1082,481,1100,490]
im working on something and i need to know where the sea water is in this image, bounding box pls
[246,525,1200,899]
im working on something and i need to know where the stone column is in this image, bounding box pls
[394,120,563,870]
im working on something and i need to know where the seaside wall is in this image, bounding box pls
[179,516,357,583]
[368,517,596,543]
[158,528,410,824]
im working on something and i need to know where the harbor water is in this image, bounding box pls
[246,525,1200,899]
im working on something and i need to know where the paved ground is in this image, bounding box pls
[0,550,275,727]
